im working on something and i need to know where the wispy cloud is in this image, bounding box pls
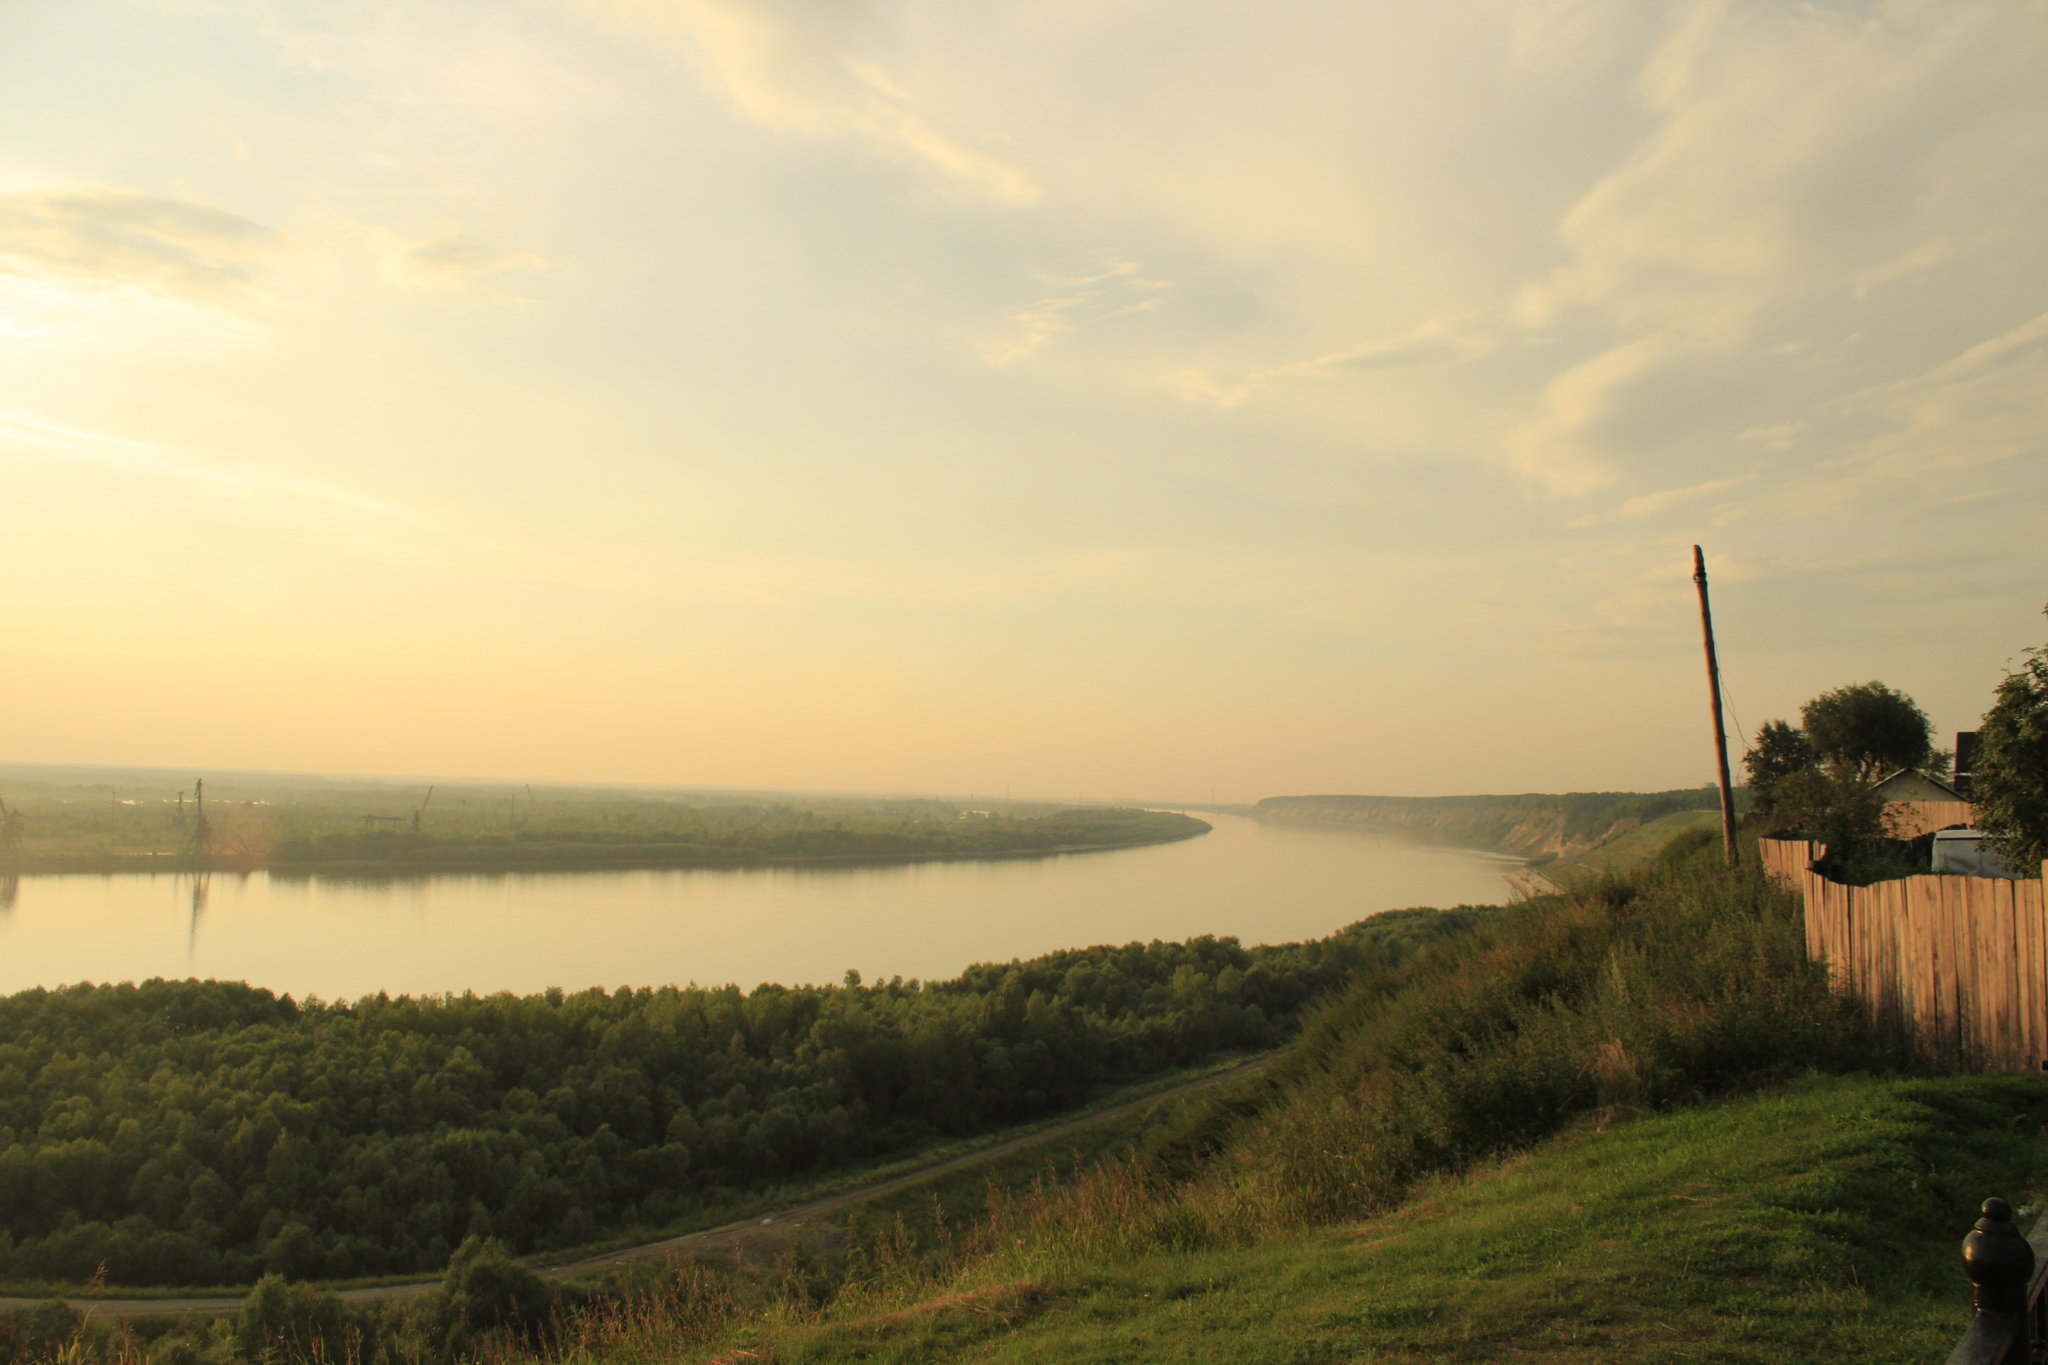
[1163,316,1496,410]
[1738,420,1807,450]
[1504,337,1669,496]
[375,234,545,293]
[573,0,1039,204]
[1851,235,1968,299]
[0,189,281,305]
[982,261,1171,365]
[1493,0,2034,497]
[1567,474,1745,528]
[1823,307,2048,484]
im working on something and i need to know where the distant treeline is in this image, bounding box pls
[1251,788,1723,855]
[0,797,1207,876]
[0,906,1489,1287]
[271,808,1206,873]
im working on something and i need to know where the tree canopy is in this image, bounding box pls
[1972,620,2048,872]
[1798,681,1934,782]
[0,907,1489,1288]
[1745,680,1938,865]
[1742,720,1815,818]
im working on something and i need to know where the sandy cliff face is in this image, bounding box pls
[1252,793,1692,858]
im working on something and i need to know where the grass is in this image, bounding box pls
[1543,809,1725,879]
[693,1072,2045,1364]
[833,1084,1216,1255]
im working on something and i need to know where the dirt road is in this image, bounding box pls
[4,1056,1270,1320]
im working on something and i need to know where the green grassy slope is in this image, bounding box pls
[1541,808,1725,879]
[762,1072,2040,1364]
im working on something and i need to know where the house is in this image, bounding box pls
[1870,768,1965,804]
[1871,768,1973,840]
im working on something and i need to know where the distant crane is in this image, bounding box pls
[412,785,435,832]
[0,796,24,854]
[183,780,212,864]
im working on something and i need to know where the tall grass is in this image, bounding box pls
[904,828,1893,1275]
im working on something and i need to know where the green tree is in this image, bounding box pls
[1800,681,1934,782]
[1767,766,1887,857]
[1743,720,1815,818]
[1972,624,2048,874]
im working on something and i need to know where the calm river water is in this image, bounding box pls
[0,813,1520,1000]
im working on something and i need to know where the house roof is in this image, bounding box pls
[1871,768,1965,801]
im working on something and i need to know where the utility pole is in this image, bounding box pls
[1692,546,1740,869]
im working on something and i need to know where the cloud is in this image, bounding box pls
[0,189,281,305]
[1851,235,1968,299]
[1265,320,1499,380]
[1738,420,1807,450]
[376,235,545,292]
[1501,0,1636,79]
[1567,474,1745,527]
[1164,316,1497,410]
[1489,1,2040,498]
[1505,336,1670,495]
[1832,307,2048,478]
[573,0,1040,203]
[982,261,1171,365]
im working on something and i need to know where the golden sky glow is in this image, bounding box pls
[3,0,2045,801]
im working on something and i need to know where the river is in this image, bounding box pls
[0,813,1522,999]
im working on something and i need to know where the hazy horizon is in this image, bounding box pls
[0,756,1725,808]
[5,0,2044,804]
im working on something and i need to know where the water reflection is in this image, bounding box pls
[0,875,17,914]
[186,873,211,963]
[0,814,1521,999]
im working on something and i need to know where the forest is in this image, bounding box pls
[0,904,1485,1288]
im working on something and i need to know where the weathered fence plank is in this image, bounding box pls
[1762,837,2048,1072]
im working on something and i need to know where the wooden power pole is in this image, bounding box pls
[1692,546,1740,868]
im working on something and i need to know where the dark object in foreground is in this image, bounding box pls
[1948,1197,2047,1365]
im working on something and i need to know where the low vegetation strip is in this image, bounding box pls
[0,802,1208,876]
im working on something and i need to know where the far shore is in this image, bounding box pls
[0,827,1210,880]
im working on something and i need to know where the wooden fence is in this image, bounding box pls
[1761,837,2048,1071]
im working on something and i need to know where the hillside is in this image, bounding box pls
[19,826,2029,1365]
[1252,788,1725,862]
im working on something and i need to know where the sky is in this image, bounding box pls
[2,0,2044,803]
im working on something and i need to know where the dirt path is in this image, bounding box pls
[6,1056,1270,1320]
